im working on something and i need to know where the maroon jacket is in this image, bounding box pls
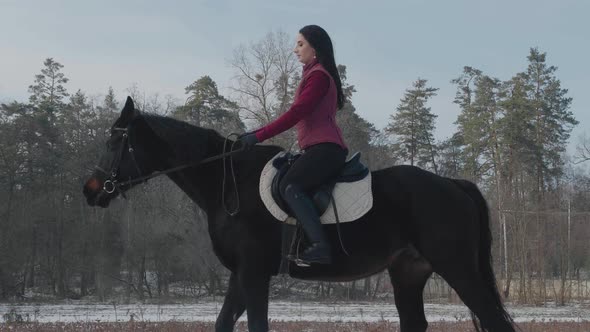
[254,60,347,150]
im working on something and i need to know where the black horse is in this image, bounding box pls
[83,97,516,332]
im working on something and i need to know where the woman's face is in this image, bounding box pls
[294,33,316,65]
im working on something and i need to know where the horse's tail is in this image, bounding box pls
[452,179,516,332]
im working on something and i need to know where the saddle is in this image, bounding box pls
[270,151,369,217]
[259,150,373,226]
[258,153,371,271]
[258,151,373,272]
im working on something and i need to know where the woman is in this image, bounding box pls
[240,25,348,265]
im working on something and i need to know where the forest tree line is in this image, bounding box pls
[1,31,589,305]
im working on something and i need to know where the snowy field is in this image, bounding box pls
[2,301,589,323]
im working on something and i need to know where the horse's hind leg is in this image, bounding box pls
[436,268,515,332]
[388,247,433,332]
[215,272,246,332]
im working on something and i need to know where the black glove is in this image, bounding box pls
[239,132,259,151]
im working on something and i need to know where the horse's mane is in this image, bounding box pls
[140,113,227,162]
[142,113,224,139]
[139,113,283,165]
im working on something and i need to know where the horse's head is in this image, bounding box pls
[83,97,155,207]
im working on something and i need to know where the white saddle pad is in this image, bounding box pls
[259,152,373,225]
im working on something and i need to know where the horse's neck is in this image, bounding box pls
[162,135,226,213]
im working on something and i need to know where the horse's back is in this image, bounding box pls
[372,164,473,201]
[371,164,479,234]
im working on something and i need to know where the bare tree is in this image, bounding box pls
[229,30,299,132]
[575,133,590,164]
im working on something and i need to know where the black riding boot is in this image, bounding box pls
[282,184,332,265]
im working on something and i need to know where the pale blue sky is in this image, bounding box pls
[1,0,588,149]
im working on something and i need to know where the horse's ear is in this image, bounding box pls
[120,96,140,124]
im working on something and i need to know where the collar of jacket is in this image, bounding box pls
[302,58,319,73]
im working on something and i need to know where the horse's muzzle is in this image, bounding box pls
[83,177,111,208]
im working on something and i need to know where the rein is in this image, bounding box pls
[96,126,244,215]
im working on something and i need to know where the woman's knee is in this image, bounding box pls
[279,179,294,199]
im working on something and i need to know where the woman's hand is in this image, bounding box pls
[239,132,259,151]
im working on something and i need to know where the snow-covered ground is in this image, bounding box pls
[1,301,589,323]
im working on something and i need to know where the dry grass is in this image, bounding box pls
[2,321,590,332]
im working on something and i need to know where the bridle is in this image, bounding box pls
[94,127,141,197]
[95,125,245,215]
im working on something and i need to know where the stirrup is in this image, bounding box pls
[294,259,311,267]
[287,252,331,266]
[287,253,310,267]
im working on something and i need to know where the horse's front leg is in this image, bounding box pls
[239,267,271,332]
[215,272,246,332]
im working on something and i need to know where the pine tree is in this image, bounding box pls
[386,78,438,171]
[28,58,69,113]
[24,58,73,297]
[335,65,377,160]
[337,65,356,103]
[103,87,119,114]
[176,76,245,135]
[437,133,464,178]
[451,67,484,180]
[25,58,70,172]
[523,48,577,196]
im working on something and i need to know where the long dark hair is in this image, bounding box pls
[299,25,344,109]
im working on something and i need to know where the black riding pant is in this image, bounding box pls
[279,143,348,198]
